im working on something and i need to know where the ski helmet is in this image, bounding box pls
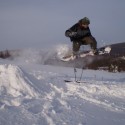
[79,17,90,25]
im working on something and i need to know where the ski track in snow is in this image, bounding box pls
[0,57,125,125]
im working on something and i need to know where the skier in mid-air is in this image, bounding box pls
[65,17,98,55]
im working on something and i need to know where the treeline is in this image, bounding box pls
[0,50,11,59]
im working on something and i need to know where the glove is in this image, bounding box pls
[65,30,77,37]
[69,32,77,37]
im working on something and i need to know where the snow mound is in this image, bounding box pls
[0,64,39,99]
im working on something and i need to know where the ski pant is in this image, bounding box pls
[72,36,97,52]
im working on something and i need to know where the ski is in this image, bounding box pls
[64,80,86,83]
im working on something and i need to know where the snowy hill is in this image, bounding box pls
[0,56,125,125]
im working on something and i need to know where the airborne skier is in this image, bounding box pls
[65,17,98,55]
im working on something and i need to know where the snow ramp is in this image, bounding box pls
[0,64,39,106]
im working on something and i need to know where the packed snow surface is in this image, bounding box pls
[0,47,125,125]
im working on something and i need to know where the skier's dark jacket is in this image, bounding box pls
[65,23,92,41]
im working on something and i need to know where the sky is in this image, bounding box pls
[0,0,125,50]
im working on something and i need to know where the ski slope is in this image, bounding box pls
[0,48,125,125]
